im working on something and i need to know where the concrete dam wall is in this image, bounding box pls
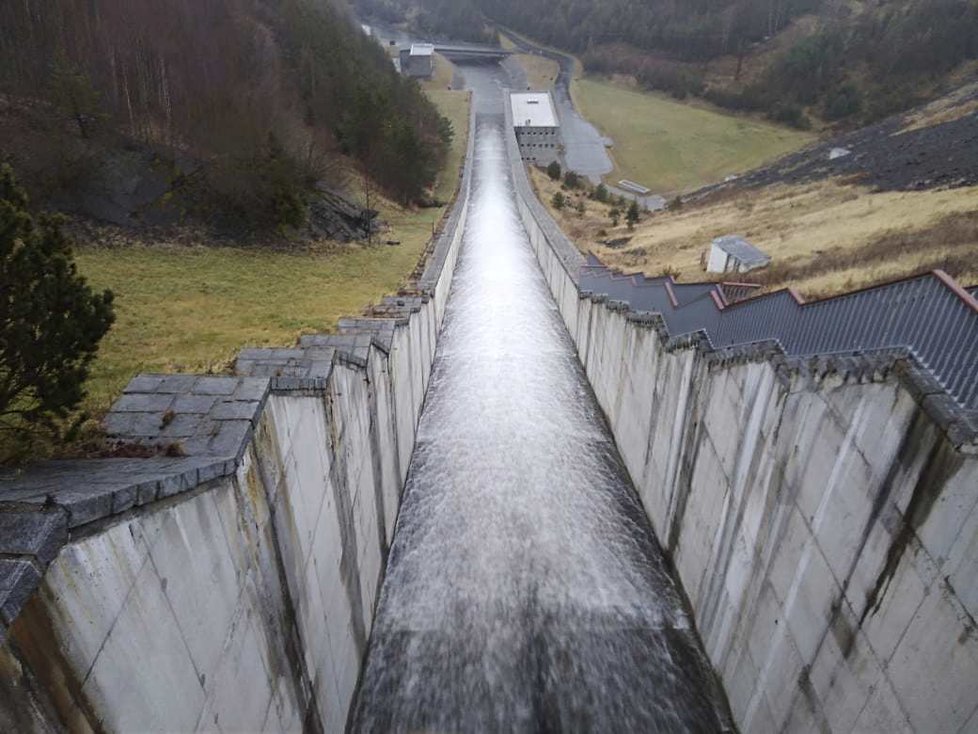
[0,116,473,732]
[504,109,978,731]
[3,74,977,732]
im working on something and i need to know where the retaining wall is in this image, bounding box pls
[505,112,978,732]
[0,109,474,733]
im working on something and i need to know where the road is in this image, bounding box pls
[501,31,613,183]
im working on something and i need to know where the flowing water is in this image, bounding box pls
[350,115,730,732]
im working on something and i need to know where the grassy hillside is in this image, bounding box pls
[529,169,978,300]
[574,78,814,193]
[70,75,471,422]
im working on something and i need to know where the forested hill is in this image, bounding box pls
[0,0,451,233]
[367,0,978,128]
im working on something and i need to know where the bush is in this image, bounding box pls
[768,104,811,130]
[563,170,582,189]
[823,83,863,121]
[593,183,609,203]
[0,165,115,455]
[552,191,566,209]
[626,199,640,229]
[546,161,562,180]
[609,207,621,226]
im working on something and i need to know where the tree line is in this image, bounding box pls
[365,0,978,127]
[0,0,453,230]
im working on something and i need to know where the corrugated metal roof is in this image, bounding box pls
[510,92,559,128]
[410,43,435,56]
[712,235,770,266]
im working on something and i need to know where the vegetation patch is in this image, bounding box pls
[530,165,978,299]
[574,77,814,194]
[515,54,561,90]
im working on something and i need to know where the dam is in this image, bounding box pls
[1,59,977,733]
[351,122,728,730]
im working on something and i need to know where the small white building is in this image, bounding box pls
[511,92,561,165]
[399,43,434,78]
[707,235,770,274]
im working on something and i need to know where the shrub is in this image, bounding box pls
[0,165,115,456]
[823,83,863,121]
[626,199,641,229]
[609,207,621,226]
[768,104,811,130]
[552,191,566,209]
[593,183,609,203]
[563,170,582,189]
[546,161,562,180]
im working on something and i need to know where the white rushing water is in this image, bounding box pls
[351,120,729,732]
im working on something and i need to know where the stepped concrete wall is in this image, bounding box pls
[0,111,473,733]
[505,112,978,732]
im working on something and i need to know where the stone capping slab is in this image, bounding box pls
[606,295,978,447]
[0,456,234,637]
[0,107,478,640]
[103,375,270,461]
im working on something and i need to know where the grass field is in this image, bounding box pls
[69,71,471,423]
[514,54,560,90]
[574,77,814,194]
[529,166,978,299]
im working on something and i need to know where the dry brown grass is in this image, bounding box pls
[529,167,978,298]
[899,83,978,133]
[514,54,560,90]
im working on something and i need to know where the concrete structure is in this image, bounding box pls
[503,108,978,733]
[2,97,977,733]
[399,43,434,79]
[619,179,651,195]
[511,92,561,165]
[707,234,770,273]
[0,111,475,733]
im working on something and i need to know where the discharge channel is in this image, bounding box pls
[350,117,730,732]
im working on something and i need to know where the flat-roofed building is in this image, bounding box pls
[399,43,435,78]
[510,92,561,165]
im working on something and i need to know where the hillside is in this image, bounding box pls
[366,0,978,129]
[0,0,452,235]
[531,85,978,298]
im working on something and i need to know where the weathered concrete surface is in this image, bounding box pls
[507,115,978,732]
[0,111,472,734]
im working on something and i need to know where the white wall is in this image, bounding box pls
[707,243,729,273]
[512,130,978,733]
[2,142,469,733]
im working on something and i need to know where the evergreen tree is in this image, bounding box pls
[0,165,115,452]
[626,199,640,229]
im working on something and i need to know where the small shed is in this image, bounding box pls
[707,235,770,274]
[399,43,435,78]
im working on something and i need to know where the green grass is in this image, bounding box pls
[574,77,815,194]
[75,231,433,414]
[424,87,471,202]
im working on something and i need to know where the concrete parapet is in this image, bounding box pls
[0,105,474,734]
[508,115,978,732]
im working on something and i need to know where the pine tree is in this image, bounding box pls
[626,199,640,229]
[0,165,115,453]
